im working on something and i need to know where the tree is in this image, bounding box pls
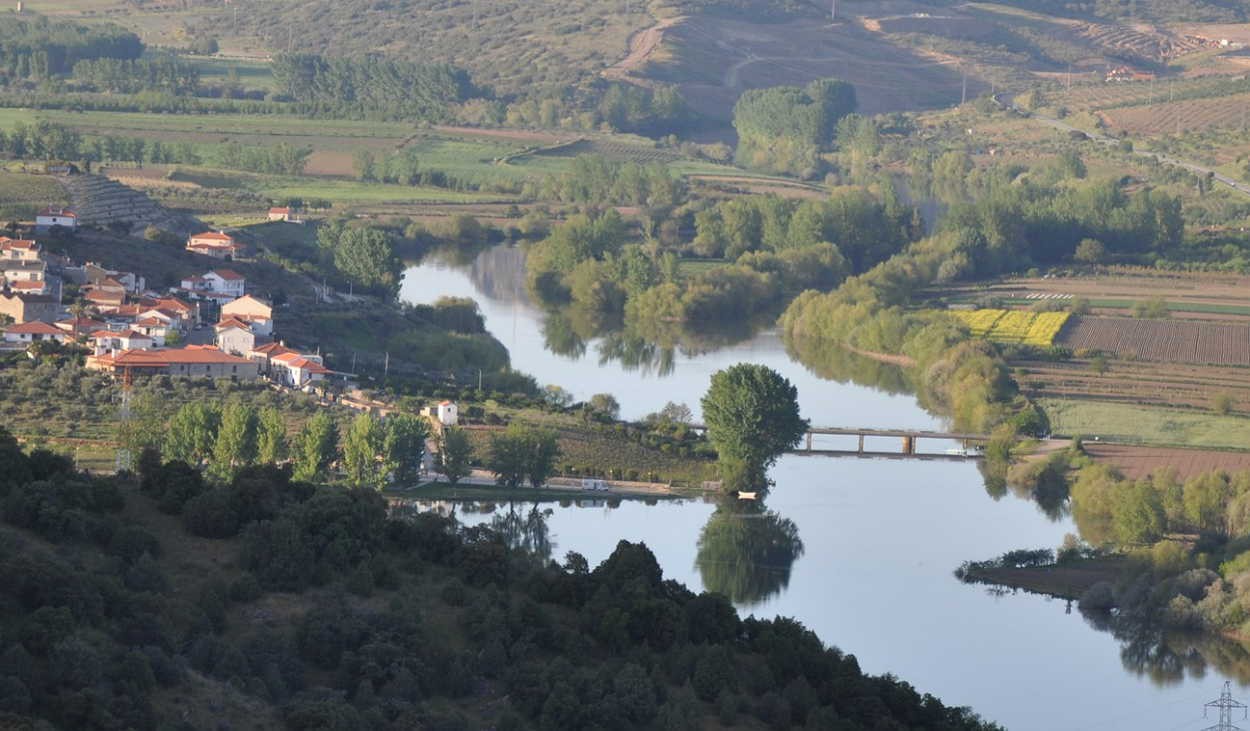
[164,402,221,465]
[1074,238,1105,264]
[383,413,428,486]
[256,407,288,465]
[342,413,385,489]
[524,428,560,489]
[439,426,472,484]
[701,364,808,490]
[293,412,338,483]
[488,429,529,489]
[488,424,560,489]
[587,393,620,422]
[209,402,258,481]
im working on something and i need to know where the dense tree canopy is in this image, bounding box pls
[701,363,808,489]
[272,53,476,122]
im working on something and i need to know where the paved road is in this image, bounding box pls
[995,94,1250,197]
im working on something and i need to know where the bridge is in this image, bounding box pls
[689,425,990,459]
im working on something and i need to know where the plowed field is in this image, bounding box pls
[1058,316,1250,366]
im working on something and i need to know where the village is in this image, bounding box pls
[0,210,342,392]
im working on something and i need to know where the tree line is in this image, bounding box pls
[734,78,857,176]
[0,14,141,81]
[271,53,476,122]
[71,56,199,95]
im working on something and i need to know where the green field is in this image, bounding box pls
[0,170,68,218]
[1040,398,1250,449]
[190,56,278,92]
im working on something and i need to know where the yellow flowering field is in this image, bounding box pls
[950,309,1070,346]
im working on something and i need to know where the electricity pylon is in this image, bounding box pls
[1205,681,1248,731]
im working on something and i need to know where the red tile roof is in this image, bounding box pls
[38,207,76,218]
[0,238,37,249]
[10,281,44,290]
[269,207,291,214]
[102,345,252,367]
[190,231,234,242]
[211,269,245,280]
[215,317,252,331]
[7,321,62,335]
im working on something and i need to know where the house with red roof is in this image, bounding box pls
[267,207,300,223]
[221,295,272,336]
[186,231,245,260]
[89,329,154,356]
[180,269,246,302]
[214,317,255,356]
[247,341,329,388]
[87,345,259,380]
[0,238,40,262]
[36,207,77,230]
[3,320,68,345]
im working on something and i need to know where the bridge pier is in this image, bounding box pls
[806,432,812,451]
[857,434,864,453]
[902,436,915,455]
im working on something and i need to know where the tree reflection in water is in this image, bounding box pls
[695,496,805,607]
[1081,609,1250,687]
[490,503,555,563]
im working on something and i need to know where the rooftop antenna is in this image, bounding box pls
[1204,681,1248,731]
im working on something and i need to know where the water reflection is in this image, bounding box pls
[1082,610,1250,688]
[489,503,555,562]
[695,495,805,606]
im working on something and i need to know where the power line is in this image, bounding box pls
[1204,681,1248,731]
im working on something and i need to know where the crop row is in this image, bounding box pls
[1058,316,1250,366]
[950,309,1070,346]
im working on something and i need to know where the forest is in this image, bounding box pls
[0,16,142,81]
[271,54,478,122]
[0,428,1003,730]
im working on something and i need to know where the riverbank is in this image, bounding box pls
[386,474,701,502]
[959,556,1128,601]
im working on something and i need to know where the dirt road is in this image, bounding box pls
[602,16,684,85]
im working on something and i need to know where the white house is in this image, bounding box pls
[214,318,255,356]
[36,207,78,230]
[221,295,272,336]
[4,321,66,344]
[267,207,300,223]
[129,317,169,346]
[89,329,154,355]
[269,351,329,388]
[437,401,458,426]
[186,231,244,260]
[0,238,40,261]
[181,269,245,302]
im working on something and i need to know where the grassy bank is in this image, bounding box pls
[1040,397,1250,449]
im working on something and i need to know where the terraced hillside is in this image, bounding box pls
[58,174,203,235]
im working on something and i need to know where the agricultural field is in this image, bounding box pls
[1039,397,1250,449]
[1014,358,1250,411]
[935,272,1250,321]
[1058,316,1250,366]
[1083,443,1250,480]
[951,309,1069,345]
[1101,92,1250,136]
[0,171,69,219]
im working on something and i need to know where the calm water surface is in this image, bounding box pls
[400,245,1242,730]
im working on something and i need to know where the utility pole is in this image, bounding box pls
[961,66,967,105]
[831,0,835,21]
[384,351,389,380]
[1204,681,1248,731]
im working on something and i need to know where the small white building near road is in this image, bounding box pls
[437,401,458,426]
[214,318,256,356]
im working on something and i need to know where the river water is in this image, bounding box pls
[400,244,1246,730]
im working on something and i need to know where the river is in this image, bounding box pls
[400,244,1248,730]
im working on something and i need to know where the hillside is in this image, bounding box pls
[0,442,1003,731]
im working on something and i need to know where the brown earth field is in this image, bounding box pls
[1100,91,1250,135]
[1085,443,1250,480]
[1057,316,1250,366]
[937,271,1250,319]
[1014,358,1250,410]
